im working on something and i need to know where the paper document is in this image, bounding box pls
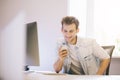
[35,71,66,75]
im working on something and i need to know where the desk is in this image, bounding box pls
[24,71,120,80]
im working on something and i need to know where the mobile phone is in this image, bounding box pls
[61,43,67,51]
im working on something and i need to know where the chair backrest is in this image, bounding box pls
[101,45,115,75]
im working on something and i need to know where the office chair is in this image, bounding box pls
[101,45,115,75]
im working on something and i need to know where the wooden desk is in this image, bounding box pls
[24,71,120,80]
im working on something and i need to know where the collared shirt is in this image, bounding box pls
[56,37,110,75]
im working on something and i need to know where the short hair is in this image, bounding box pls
[61,16,79,29]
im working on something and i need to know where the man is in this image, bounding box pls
[54,16,110,75]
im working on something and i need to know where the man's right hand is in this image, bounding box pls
[54,47,68,73]
[59,47,68,60]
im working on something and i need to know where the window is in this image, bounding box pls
[94,0,120,57]
[69,0,120,57]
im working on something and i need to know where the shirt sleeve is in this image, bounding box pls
[92,40,110,60]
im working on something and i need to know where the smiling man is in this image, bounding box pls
[53,16,110,75]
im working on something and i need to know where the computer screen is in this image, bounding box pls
[25,22,40,67]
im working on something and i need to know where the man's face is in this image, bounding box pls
[61,23,79,43]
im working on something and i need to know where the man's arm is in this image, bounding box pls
[54,58,64,73]
[54,49,68,73]
[96,58,110,75]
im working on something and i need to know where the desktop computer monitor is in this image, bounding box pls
[25,21,40,69]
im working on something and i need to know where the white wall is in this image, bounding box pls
[0,0,68,72]
[110,58,120,75]
[23,0,68,71]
